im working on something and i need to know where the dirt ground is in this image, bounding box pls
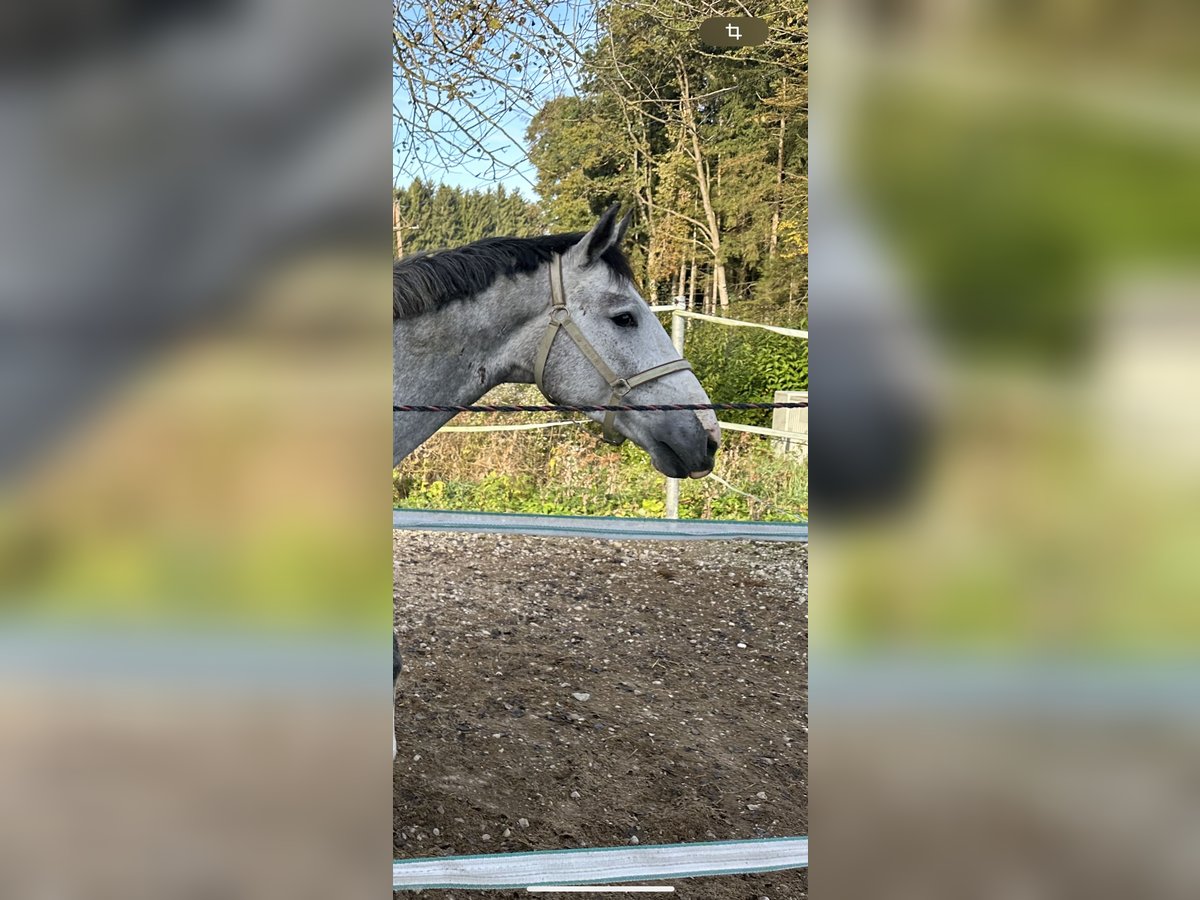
[394,531,808,899]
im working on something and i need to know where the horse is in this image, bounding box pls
[392,204,721,756]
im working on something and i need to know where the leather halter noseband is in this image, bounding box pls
[533,254,693,445]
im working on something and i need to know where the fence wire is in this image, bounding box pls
[394,401,807,414]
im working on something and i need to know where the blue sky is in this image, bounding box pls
[392,1,595,196]
[391,82,538,195]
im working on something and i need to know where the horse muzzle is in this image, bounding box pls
[646,416,720,479]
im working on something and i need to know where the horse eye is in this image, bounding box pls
[611,312,637,328]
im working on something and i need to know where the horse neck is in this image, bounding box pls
[393,271,548,464]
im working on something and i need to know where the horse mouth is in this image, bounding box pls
[651,441,687,478]
[653,441,713,480]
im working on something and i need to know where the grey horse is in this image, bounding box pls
[392,204,720,756]
[393,204,720,475]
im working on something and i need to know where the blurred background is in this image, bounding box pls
[810,1,1200,897]
[0,1,391,896]
[4,0,1199,895]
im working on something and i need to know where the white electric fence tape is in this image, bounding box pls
[671,310,808,339]
[392,508,808,541]
[392,836,808,891]
[439,419,588,432]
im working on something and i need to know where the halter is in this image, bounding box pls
[533,254,693,445]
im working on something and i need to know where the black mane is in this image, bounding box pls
[393,232,635,320]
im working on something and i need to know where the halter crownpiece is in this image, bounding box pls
[533,254,693,445]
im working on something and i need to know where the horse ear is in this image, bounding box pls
[614,208,633,247]
[573,203,628,266]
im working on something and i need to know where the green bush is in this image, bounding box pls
[395,424,806,522]
[679,319,808,427]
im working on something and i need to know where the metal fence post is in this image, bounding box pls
[664,298,688,519]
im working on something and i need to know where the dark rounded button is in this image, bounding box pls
[698,17,768,48]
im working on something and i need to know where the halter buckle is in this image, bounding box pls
[548,308,570,325]
[612,379,632,397]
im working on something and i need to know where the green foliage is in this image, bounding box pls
[527,94,634,229]
[523,0,808,309]
[684,325,807,426]
[395,412,806,523]
[856,89,1200,363]
[394,180,541,255]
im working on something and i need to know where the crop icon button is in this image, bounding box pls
[699,17,768,48]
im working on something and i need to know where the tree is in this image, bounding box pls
[394,1,601,186]
[392,180,541,255]
[521,0,807,314]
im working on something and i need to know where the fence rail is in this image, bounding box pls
[392,508,807,541]
[440,419,587,433]
[648,307,809,339]
[439,417,805,440]
[670,309,808,339]
[393,836,808,891]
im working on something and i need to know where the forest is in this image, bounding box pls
[393,1,807,324]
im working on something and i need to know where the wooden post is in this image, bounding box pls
[687,242,698,311]
[393,195,402,256]
[664,301,688,519]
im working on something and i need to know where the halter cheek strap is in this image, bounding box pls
[534,254,693,445]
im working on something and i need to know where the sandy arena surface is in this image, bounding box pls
[394,530,807,899]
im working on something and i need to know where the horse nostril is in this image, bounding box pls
[706,435,719,457]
